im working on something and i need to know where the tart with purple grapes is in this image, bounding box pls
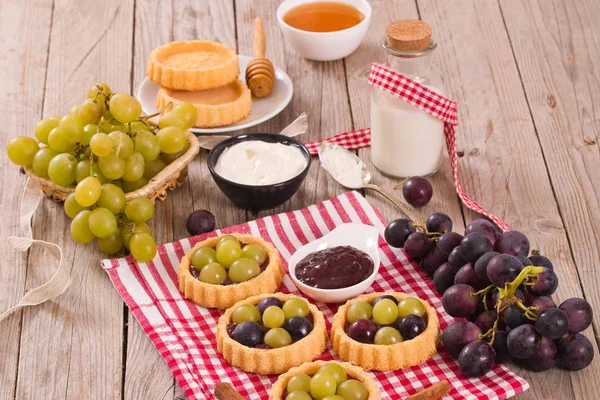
[331,292,440,371]
[216,293,327,375]
[178,233,284,309]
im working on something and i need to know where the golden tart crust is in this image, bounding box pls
[157,80,251,128]
[269,360,381,400]
[178,234,284,309]
[147,40,239,91]
[216,293,328,375]
[331,292,441,371]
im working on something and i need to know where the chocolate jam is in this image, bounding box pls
[295,245,374,289]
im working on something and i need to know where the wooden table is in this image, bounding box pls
[1,0,599,399]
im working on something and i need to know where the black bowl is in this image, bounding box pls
[207,133,311,211]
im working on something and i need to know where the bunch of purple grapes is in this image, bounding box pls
[385,214,595,378]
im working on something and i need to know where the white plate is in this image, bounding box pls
[137,55,293,134]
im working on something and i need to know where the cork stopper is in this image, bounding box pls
[386,20,432,52]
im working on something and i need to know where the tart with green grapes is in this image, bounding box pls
[216,293,327,374]
[331,292,440,371]
[178,233,284,309]
[269,360,381,400]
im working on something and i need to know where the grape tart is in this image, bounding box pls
[178,233,284,309]
[269,360,381,400]
[331,292,440,371]
[216,293,327,375]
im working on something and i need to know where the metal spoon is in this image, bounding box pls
[318,142,422,224]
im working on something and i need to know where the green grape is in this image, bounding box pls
[109,93,142,123]
[287,374,312,394]
[322,396,345,400]
[263,306,285,328]
[90,132,113,157]
[70,210,96,243]
[374,327,403,345]
[132,130,161,161]
[372,299,398,325]
[228,258,260,282]
[78,99,103,125]
[128,120,148,132]
[282,298,310,319]
[100,118,124,133]
[82,124,98,146]
[97,226,123,255]
[124,197,154,222]
[98,152,126,180]
[318,364,347,386]
[121,177,149,192]
[47,126,76,153]
[215,240,242,268]
[75,160,106,184]
[122,152,145,182]
[199,262,227,285]
[88,207,117,238]
[241,244,267,265]
[48,153,77,186]
[216,234,240,250]
[122,222,152,249]
[285,392,312,400]
[129,232,157,262]
[6,136,39,166]
[158,102,197,131]
[156,126,186,154]
[232,304,261,324]
[64,192,89,219]
[75,176,102,207]
[34,118,59,144]
[96,183,126,214]
[69,104,80,116]
[336,380,368,400]
[397,298,426,318]
[109,131,134,159]
[87,82,112,103]
[346,302,373,325]
[143,158,166,180]
[191,247,217,269]
[32,147,59,178]
[310,372,337,400]
[59,114,84,143]
[80,146,92,160]
[264,327,292,348]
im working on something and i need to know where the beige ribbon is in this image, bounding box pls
[0,178,70,321]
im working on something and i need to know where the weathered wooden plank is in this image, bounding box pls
[0,1,53,399]
[13,1,134,399]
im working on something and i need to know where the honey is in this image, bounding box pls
[283,2,365,33]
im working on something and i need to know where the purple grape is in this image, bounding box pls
[535,308,569,339]
[492,330,511,363]
[396,314,426,340]
[403,232,433,259]
[491,288,524,309]
[474,251,498,282]
[448,247,468,272]
[253,343,270,349]
[437,232,464,255]
[442,284,480,318]
[557,333,594,370]
[373,295,398,306]
[529,255,553,270]
[426,212,453,233]
[507,324,540,359]
[256,297,284,314]
[527,268,558,296]
[346,319,378,344]
[517,255,533,266]
[495,230,530,257]
[432,262,456,295]
[442,320,482,359]
[465,219,498,246]
[226,323,238,339]
[421,246,448,276]
[504,305,528,328]
[460,233,493,263]
[454,263,488,290]
[233,321,264,347]
[283,316,313,340]
[474,310,497,332]
[559,298,593,333]
[486,254,523,287]
[402,176,433,207]
[458,340,496,378]
[186,209,216,236]
[530,296,556,314]
[525,337,557,371]
[385,219,415,248]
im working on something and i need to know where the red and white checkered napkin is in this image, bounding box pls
[102,191,528,400]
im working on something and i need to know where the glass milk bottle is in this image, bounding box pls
[370,20,444,178]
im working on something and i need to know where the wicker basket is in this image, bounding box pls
[25,130,200,202]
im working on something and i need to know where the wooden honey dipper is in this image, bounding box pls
[245,16,275,98]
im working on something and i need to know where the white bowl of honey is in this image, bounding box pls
[277,0,372,61]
